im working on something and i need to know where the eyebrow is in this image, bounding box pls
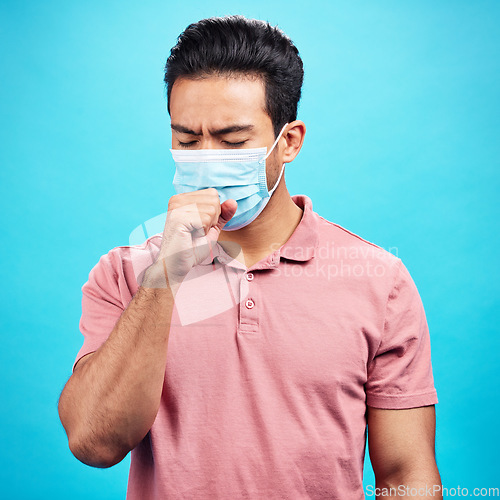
[171,124,254,136]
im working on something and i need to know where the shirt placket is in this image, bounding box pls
[238,270,259,334]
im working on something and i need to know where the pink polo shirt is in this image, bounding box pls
[74,194,438,499]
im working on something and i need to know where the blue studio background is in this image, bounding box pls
[1,1,498,498]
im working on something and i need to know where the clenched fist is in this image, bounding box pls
[141,188,237,291]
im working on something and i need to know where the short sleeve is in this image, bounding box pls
[72,250,126,372]
[365,259,438,409]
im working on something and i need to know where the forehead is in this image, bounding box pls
[169,75,270,127]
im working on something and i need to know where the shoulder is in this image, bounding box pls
[111,231,163,258]
[314,212,400,271]
[89,233,163,293]
[315,217,425,316]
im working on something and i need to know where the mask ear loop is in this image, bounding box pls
[264,122,289,193]
[264,123,289,161]
[269,161,286,195]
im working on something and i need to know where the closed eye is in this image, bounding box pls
[177,140,248,148]
[177,141,197,148]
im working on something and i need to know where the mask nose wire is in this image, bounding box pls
[263,123,289,161]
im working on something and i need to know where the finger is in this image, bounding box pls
[183,196,221,232]
[180,204,219,236]
[192,232,212,263]
[168,188,220,213]
[216,199,238,230]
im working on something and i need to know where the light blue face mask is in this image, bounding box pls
[170,123,288,231]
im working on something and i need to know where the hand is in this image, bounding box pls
[142,188,237,290]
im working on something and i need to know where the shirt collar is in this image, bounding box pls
[200,194,319,268]
[278,194,319,262]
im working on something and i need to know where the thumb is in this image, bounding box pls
[216,199,238,230]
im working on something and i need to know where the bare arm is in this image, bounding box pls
[367,405,442,499]
[58,190,237,468]
[58,282,175,468]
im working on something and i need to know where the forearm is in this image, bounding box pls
[375,467,443,499]
[58,278,174,468]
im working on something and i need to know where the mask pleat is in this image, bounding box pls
[169,122,288,231]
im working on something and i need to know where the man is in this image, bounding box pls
[59,16,441,499]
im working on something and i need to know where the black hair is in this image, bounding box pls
[164,15,304,137]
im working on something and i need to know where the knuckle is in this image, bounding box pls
[168,194,180,209]
[207,187,219,198]
[201,213,212,226]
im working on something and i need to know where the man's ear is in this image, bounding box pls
[281,120,306,163]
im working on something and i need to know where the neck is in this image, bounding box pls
[218,184,303,268]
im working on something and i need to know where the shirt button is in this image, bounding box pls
[245,299,255,309]
[246,272,254,281]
